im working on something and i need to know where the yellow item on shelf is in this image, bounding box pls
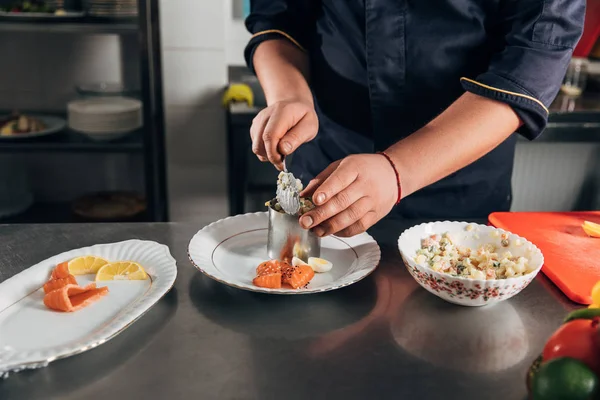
[222,84,254,107]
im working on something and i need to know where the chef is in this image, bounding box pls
[245,0,585,237]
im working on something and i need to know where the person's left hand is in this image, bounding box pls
[299,154,398,237]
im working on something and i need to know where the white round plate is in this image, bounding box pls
[188,212,381,294]
[0,115,66,140]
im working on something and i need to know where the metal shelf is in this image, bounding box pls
[0,0,170,223]
[0,129,144,153]
[0,16,138,33]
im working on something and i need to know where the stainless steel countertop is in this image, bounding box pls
[0,220,577,400]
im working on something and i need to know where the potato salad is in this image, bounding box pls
[414,232,534,280]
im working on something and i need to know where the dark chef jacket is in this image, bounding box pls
[244,0,585,219]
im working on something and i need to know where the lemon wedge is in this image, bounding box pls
[582,221,600,238]
[67,256,110,275]
[95,261,148,281]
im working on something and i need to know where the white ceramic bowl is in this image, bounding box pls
[398,221,544,307]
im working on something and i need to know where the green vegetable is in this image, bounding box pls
[531,357,599,400]
[564,308,600,323]
[527,355,543,392]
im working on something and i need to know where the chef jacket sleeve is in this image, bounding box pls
[460,0,585,140]
[244,0,317,73]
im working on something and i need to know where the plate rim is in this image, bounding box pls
[67,97,142,114]
[187,212,381,295]
[0,239,177,375]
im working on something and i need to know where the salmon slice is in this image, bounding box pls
[252,272,282,289]
[283,265,315,289]
[256,260,282,276]
[43,283,109,312]
[51,261,71,280]
[43,274,77,293]
[280,261,294,277]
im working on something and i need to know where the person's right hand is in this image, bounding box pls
[249,98,318,170]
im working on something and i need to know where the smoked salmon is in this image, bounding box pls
[283,264,314,289]
[252,273,282,289]
[256,260,282,276]
[51,262,71,280]
[43,283,109,312]
[43,275,77,293]
[252,259,314,289]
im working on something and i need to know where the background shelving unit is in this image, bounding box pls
[0,0,168,223]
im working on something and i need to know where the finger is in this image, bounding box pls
[335,211,378,238]
[250,112,269,161]
[299,182,364,229]
[277,113,317,156]
[262,106,293,169]
[311,160,359,206]
[300,161,340,198]
[312,196,371,237]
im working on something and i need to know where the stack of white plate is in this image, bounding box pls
[68,97,143,141]
[88,0,137,17]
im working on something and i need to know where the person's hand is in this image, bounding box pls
[249,98,318,170]
[299,154,398,237]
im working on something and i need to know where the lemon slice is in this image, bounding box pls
[95,261,148,281]
[582,221,600,238]
[67,256,110,275]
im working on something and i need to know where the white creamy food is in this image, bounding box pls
[414,232,534,280]
[277,171,303,193]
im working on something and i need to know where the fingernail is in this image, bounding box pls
[282,141,292,154]
[315,193,326,204]
[314,227,325,237]
[301,215,313,228]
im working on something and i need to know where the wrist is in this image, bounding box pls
[377,151,402,205]
[268,89,314,107]
[381,147,415,200]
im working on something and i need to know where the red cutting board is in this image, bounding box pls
[488,211,600,305]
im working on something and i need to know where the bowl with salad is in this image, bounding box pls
[398,221,544,306]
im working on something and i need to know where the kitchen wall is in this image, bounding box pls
[159,0,249,221]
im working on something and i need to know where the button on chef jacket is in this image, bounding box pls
[244,0,585,219]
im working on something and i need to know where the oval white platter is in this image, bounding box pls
[188,212,381,294]
[0,240,177,377]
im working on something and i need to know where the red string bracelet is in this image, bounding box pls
[377,151,402,205]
